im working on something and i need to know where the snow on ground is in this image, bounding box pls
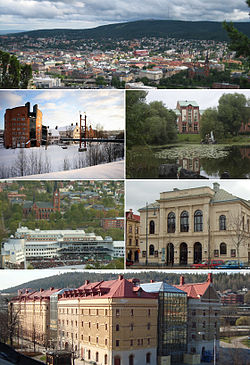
[0,144,124,178]
[14,160,124,179]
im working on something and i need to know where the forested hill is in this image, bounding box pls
[2,272,249,294]
[9,20,250,42]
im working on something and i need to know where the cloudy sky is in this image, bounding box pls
[0,0,249,31]
[1,269,247,291]
[146,89,250,111]
[126,180,250,214]
[0,90,125,130]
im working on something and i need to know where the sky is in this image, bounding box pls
[0,0,249,31]
[0,90,125,130]
[146,89,250,111]
[126,180,250,214]
[1,269,248,291]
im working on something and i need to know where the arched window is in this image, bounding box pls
[116,324,119,331]
[146,352,151,364]
[104,354,108,365]
[194,210,203,232]
[96,352,99,362]
[129,355,134,365]
[219,215,226,230]
[180,211,189,232]
[149,244,155,256]
[149,220,155,234]
[220,242,227,255]
[168,212,175,233]
[88,350,91,360]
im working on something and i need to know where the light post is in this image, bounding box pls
[146,202,148,266]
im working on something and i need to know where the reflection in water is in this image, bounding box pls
[177,158,201,173]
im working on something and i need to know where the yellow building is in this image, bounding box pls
[10,287,60,347]
[58,275,158,365]
[138,183,250,266]
[126,209,140,262]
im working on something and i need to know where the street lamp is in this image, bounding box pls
[146,202,148,266]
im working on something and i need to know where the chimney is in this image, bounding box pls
[40,288,44,292]
[85,280,90,285]
[50,287,54,291]
[180,275,185,285]
[207,273,213,283]
[213,183,220,192]
[150,280,155,283]
[118,274,124,280]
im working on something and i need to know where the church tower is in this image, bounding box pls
[204,52,210,77]
[53,182,60,212]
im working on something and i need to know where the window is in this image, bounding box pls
[116,324,120,331]
[149,244,155,256]
[149,220,155,234]
[131,309,134,316]
[116,340,119,347]
[219,215,226,230]
[88,350,91,360]
[180,211,189,232]
[220,242,227,255]
[129,355,134,365]
[130,324,134,331]
[104,354,108,364]
[231,249,236,257]
[130,340,133,346]
[146,353,151,364]
[167,212,175,233]
[116,309,120,317]
[129,226,132,233]
[194,210,203,232]
[148,309,151,317]
[147,323,150,330]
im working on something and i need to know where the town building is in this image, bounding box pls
[174,274,221,362]
[57,276,158,365]
[1,227,122,268]
[4,102,43,148]
[138,183,250,267]
[101,217,124,230]
[9,275,221,365]
[10,287,61,347]
[140,281,187,364]
[188,53,210,79]
[126,209,140,262]
[175,101,203,134]
[22,186,60,219]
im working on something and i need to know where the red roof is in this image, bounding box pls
[174,281,210,299]
[13,287,60,302]
[126,210,140,222]
[60,276,156,301]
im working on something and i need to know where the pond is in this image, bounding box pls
[126,144,250,179]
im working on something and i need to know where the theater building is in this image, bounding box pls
[138,183,250,267]
[4,102,43,148]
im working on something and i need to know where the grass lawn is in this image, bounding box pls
[241,338,250,348]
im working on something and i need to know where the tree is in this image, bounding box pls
[217,93,249,136]
[228,213,249,265]
[223,0,250,66]
[0,50,32,88]
[200,108,225,140]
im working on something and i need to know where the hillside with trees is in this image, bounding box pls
[0,50,32,88]
[8,20,250,42]
[2,272,249,294]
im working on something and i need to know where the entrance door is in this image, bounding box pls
[180,242,188,265]
[193,242,202,264]
[167,243,174,266]
[114,356,121,365]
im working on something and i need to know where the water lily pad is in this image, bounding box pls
[155,144,229,160]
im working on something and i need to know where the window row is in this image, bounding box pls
[149,213,230,234]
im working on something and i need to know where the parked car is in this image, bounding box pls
[218,260,246,269]
[190,259,224,269]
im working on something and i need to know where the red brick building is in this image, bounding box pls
[23,188,60,219]
[175,101,201,134]
[4,102,42,148]
[101,217,124,230]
